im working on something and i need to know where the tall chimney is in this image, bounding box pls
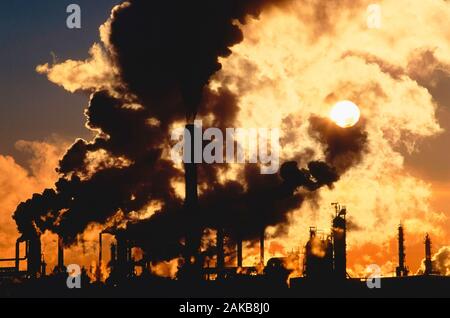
[216,228,225,279]
[184,123,198,207]
[97,232,103,281]
[237,238,243,268]
[184,123,200,266]
[260,227,265,266]
[27,235,42,278]
[332,204,347,280]
[396,223,409,277]
[424,233,432,275]
[57,235,64,271]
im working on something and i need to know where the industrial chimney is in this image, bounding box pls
[332,203,347,280]
[236,237,243,268]
[216,228,225,279]
[26,234,42,278]
[57,235,65,272]
[395,223,409,277]
[97,232,103,282]
[260,227,265,266]
[424,233,433,276]
[183,123,200,267]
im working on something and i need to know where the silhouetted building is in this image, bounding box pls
[424,233,433,276]
[109,232,134,283]
[396,224,409,277]
[303,227,333,279]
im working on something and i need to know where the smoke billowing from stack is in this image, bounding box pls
[309,116,368,174]
[12,0,369,273]
[14,0,291,241]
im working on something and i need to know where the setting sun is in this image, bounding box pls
[329,100,361,128]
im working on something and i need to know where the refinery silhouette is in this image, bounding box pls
[0,124,450,298]
[1,143,449,298]
[1,0,449,299]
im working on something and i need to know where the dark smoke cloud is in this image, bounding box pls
[345,216,363,232]
[13,0,291,246]
[124,160,338,261]
[14,90,182,244]
[309,115,368,173]
[108,0,288,123]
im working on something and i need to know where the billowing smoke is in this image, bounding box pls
[418,246,450,276]
[13,0,293,246]
[22,0,449,276]
[107,0,288,123]
[309,116,368,174]
[12,0,369,271]
[123,160,338,261]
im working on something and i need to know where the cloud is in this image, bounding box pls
[36,44,119,93]
[29,0,450,275]
[213,0,450,274]
[0,140,64,267]
[417,246,450,275]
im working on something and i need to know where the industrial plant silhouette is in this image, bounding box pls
[1,0,449,299]
[0,128,449,298]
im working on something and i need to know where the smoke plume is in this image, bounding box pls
[14,0,295,249]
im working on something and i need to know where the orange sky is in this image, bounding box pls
[1,0,449,278]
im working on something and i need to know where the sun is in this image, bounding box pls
[329,100,361,128]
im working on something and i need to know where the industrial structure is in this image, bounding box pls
[0,235,45,279]
[0,126,448,295]
[396,224,409,277]
[302,203,347,280]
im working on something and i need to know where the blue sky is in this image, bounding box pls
[0,0,119,163]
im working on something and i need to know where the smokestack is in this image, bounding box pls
[15,239,21,271]
[115,233,129,280]
[41,255,47,277]
[332,204,347,280]
[97,232,103,281]
[27,235,42,278]
[57,235,64,272]
[396,223,409,277]
[424,233,432,275]
[183,123,201,273]
[110,242,117,269]
[216,228,225,279]
[184,124,198,207]
[260,227,265,266]
[237,238,243,268]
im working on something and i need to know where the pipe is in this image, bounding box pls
[184,124,200,265]
[99,233,103,268]
[98,232,103,281]
[57,235,64,271]
[237,238,243,268]
[15,240,20,270]
[0,240,27,264]
[260,227,265,266]
[217,228,225,277]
